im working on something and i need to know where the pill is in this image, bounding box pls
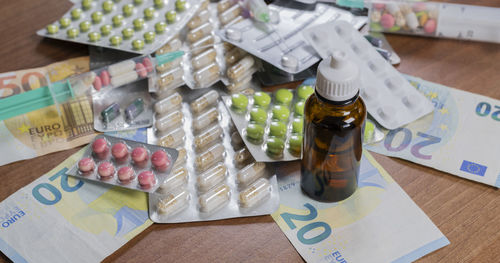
[60,17,71,28]
[98,162,115,178]
[198,184,231,213]
[239,178,271,208]
[190,35,215,56]
[110,71,138,87]
[190,90,219,114]
[192,107,219,131]
[155,92,182,115]
[90,11,103,24]
[176,0,187,11]
[158,188,190,216]
[297,85,314,101]
[142,58,154,72]
[93,76,102,91]
[188,9,210,29]
[227,56,255,80]
[187,23,213,43]
[275,89,294,106]
[159,128,185,148]
[111,142,129,161]
[217,0,234,13]
[246,123,264,143]
[156,38,182,55]
[141,8,154,21]
[101,24,112,36]
[67,28,79,38]
[157,67,183,90]
[102,0,114,13]
[82,0,92,10]
[237,162,266,186]
[199,0,210,10]
[108,60,136,77]
[250,93,270,110]
[173,148,187,168]
[100,70,110,86]
[79,21,91,33]
[143,31,156,43]
[88,32,101,42]
[191,48,217,70]
[194,63,220,87]
[125,98,145,121]
[47,24,59,34]
[134,0,144,6]
[155,21,167,33]
[197,163,227,192]
[225,48,247,65]
[122,28,134,39]
[154,0,164,8]
[132,146,149,167]
[231,93,248,111]
[78,157,95,173]
[135,63,148,78]
[226,74,252,93]
[118,166,135,182]
[151,150,171,172]
[266,137,285,157]
[138,171,156,188]
[281,55,298,70]
[132,39,145,50]
[289,134,302,155]
[224,15,244,28]
[234,148,252,166]
[166,10,177,24]
[71,8,83,20]
[159,167,188,193]
[292,118,304,134]
[156,110,183,132]
[92,138,109,159]
[133,18,145,30]
[250,107,267,125]
[269,121,287,138]
[101,103,120,123]
[405,12,418,30]
[219,4,241,25]
[122,4,134,17]
[294,101,305,116]
[156,57,182,73]
[231,131,244,149]
[195,144,225,172]
[272,105,290,122]
[194,125,223,150]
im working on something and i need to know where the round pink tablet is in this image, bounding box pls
[117,166,134,182]
[138,171,155,188]
[112,143,129,162]
[98,162,115,178]
[424,19,437,34]
[135,62,147,78]
[92,138,109,159]
[132,147,149,167]
[78,158,95,173]
[151,150,170,172]
[100,70,110,86]
[142,57,153,72]
[380,13,395,29]
[93,76,102,91]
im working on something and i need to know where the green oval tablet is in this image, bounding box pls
[59,17,72,28]
[132,39,145,50]
[294,101,305,116]
[122,28,134,39]
[275,89,293,106]
[67,28,79,38]
[155,21,166,33]
[82,0,93,10]
[269,121,287,138]
[100,24,112,36]
[175,0,187,11]
[112,15,124,27]
[292,118,303,134]
[253,92,271,109]
[88,32,101,42]
[166,10,177,24]
[102,0,114,13]
[288,134,302,155]
[231,93,248,111]
[297,85,314,101]
[144,7,155,20]
[79,21,91,32]
[47,24,59,34]
[122,4,134,17]
[250,107,267,125]
[134,0,143,5]
[246,123,264,143]
[154,0,164,8]
[109,35,122,46]
[272,105,290,122]
[266,137,285,156]
[91,11,103,23]
[71,8,83,20]
[143,31,156,43]
[133,18,145,30]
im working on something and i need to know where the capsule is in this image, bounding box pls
[108,60,136,76]
[110,71,139,87]
[225,48,247,65]
[194,125,223,151]
[217,0,234,13]
[195,143,225,172]
[157,188,190,216]
[159,128,185,148]
[196,163,227,192]
[234,148,252,166]
[239,178,271,208]
[190,35,215,56]
[223,15,244,28]
[125,98,144,121]
[155,38,182,55]
[173,148,187,168]
[191,48,217,70]
[199,0,210,10]
[226,74,252,93]
[157,67,184,92]
[194,63,220,87]
[156,110,183,133]
[227,56,255,81]
[187,23,213,43]
[101,103,120,123]
[237,162,266,186]
[198,184,231,213]
[192,107,220,131]
[190,90,219,114]
[188,9,210,29]
[155,92,182,115]
[156,57,182,73]
[219,4,241,25]
[159,167,188,194]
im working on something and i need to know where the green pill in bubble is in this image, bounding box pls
[272,105,290,121]
[100,24,112,36]
[266,137,285,156]
[250,107,267,125]
[246,123,264,143]
[134,0,143,5]
[71,8,82,20]
[82,0,92,10]
[59,17,71,28]
[122,4,134,17]
[143,31,156,43]
[47,24,59,34]
[288,134,302,155]
[292,118,303,134]
[155,21,166,33]
[294,101,305,116]
[109,35,122,46]
[67,28,79,38]
[79,21,91,32]
[112,15,124,27]
[91,11,103,23]
[176,0,187,11]
[253,92,271,109]
[102,0,114,13]
[269,121,287,138]
[122,28,134,39]
[133,18,145,30]
[154,0,164,8]
[88,32,101,42]
[132,39,145,50]
[231,93,248,111]
[144,7,155,20]
[275,89,293,106]
[166,10,177,24]
[297,85,314,101]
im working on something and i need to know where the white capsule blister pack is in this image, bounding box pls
[216,0,367,74]
[147,87,279,223]
[303,20,434,129]
[67,134,178,193]
[38,0,202,55]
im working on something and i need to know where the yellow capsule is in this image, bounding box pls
[190,35,215,56]
[191,48,217,70]
[199,0,210,10]
[194,63,220,87]
[157,67,184,92]
[157,187,190,216]
[192,107,220,132]
[158,167,188,194]
[226,74,252,93]
[225,48,247,65]
[190,90,219,114]
[156,110,183,133]
[195,143,225,172]
[155,38,182,55]
[187,22,213,43]
[198,184,230,213]
[227,55,255,80]
[234,147,253,166]
[237,162,266,186]
[159,128,185,148]
[156,57,182,73]
[188,9,210,29]
[154,92,182,115]
[196,163,227,192]
[219,4,241,25]
[194,125,223,151]
[239,178,271,208]
[217,0,234,13]
[173,148,187,169]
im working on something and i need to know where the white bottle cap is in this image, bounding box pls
[316,50,360,102]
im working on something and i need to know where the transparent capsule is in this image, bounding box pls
[227,55,255,81]
[157,67,184,92]
[173,148,187,168]
[190,90,219,114]
[108,60,136,77]
[156,57,182,73]
[223,15,244,28]
[195,143,225,172]
[110,71,139,87]
[226,74,252,93]
[225,48,247,65]
[194,63,220,87]
[196,163,227,192]
[237,162,266,186]
[217,0,234,13]
[159,128,185,148]
[157,187,190,216]
[199,0,210,10]
[154,92,182,115]
[191,48,217,70]
[198,184,231,213]
[158,167,188,194]
[194,125,223,151]
[190,35,215,56]
[234,148,253,167]
[192,107,220,131]
[155,38,182,55]
[188,9,210,29]
[156,110,183,133]
[239,178,271,208]
[187,23,213,43]
[219,4,241,25]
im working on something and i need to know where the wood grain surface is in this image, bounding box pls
[0,0,498,262]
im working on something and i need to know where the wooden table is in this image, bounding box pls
[0,0,499,262]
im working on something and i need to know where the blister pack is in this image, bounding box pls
[147,87,279,223]
[216,0,367,74]
[38,0,201,54]
[67,134,178,193]
[303,20,434,129]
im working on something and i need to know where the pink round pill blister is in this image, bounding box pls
[118,166,135,183]
[98,162,115,179]
[111,142,129,163]
[92,138,109,159]
[132,146,149,167]
[78,157,95,174]
[138,171,156,188]
[151,150,171,172]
